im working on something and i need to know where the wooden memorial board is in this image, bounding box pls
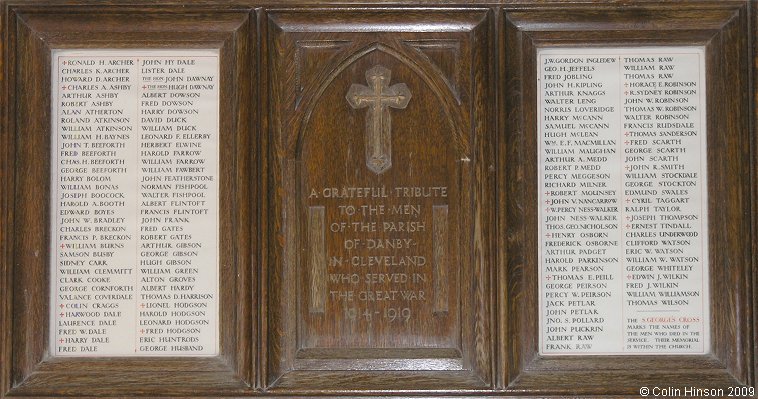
[0,0,755,398]
[1,5,255,396]
[502,2,755,395]
[264,8,494,391]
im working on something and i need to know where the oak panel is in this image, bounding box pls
[0,1,753,398]
[501,1,754,395]
[264,7,494,391]
[1,5,255,396]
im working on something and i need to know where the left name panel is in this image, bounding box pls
[50,49,220,357]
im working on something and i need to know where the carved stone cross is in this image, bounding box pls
[346,65,411,174]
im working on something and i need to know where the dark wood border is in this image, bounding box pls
[752,0,757,389]
[0,0,752,398]
[0,5,255,396]
[502,1,756,395]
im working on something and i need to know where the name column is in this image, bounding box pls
[53,55,139,355]
[620,52,709,354]
[539,55,623,354]
[136,55,220,355]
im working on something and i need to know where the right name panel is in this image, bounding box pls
[537,47,709,356]
[504,3,753,394]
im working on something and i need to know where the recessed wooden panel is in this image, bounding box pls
[300,54,461,351]
[265,8,493,391]
[0,1,754,398]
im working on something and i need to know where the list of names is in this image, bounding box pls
[538,47,709,355]
[50,49,220,356]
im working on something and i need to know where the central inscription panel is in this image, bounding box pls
[299,56,461,349]
[267,10,491,384]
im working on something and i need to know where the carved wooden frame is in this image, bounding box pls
[263,7,495,393]
[0,0,753,398]
[501,1,755,395]
[0,5,255,396]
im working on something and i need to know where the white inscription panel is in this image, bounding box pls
[537,47,709,355]
[50,49,220,356]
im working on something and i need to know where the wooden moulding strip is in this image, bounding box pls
[308,205,326,313]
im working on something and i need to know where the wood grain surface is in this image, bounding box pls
[0,0,755,397]
[264,8,493,391]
